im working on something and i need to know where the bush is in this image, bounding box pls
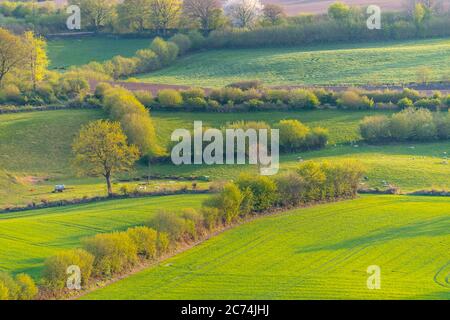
[135,49,161,72]
[42,249,94,290]
[397,97,414,109]
[337,90,374,110]
[126,226,158,259]
[0,272,19,300]
[297,161,327,201]
[288,89,320,109]
[306,127,329,149]
[210,87,245,104]
[134,90,154,106]
[264,89,290,103]
[150,37,179,66]
[414,98,442,111]
[203,182,243,223]
[360,115,391,143]
[276,119,310,152]
[158,89,183,107]
[181,88,206,100]
[201,207,221,230]
[83,232,138,277]
[236,173,277,212]
[274,171,305,206]
[435,113,450,139]
[169,34,192,55]
[15,274,38,300]
[146,210,196,242]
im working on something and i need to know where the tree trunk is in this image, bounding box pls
[105,173,113,197]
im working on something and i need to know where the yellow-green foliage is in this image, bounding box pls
[0,272,37,300]
[126,226,158,259]
[83,232,138,277]
[42,249,94,290]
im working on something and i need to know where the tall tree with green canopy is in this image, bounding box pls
[72,120,140,197]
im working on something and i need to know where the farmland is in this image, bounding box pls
[136,38,450,87]
[83,195,450,300]
[47,37,152,69]
[0,194,207,277]
[2,108,450,209]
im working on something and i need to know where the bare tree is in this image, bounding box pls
[224,0,264,28]
[183,0,221,30]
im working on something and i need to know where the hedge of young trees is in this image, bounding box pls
[129,84,450,113]
[0,272,38,300]
[38,159,364,298]
[360,107,450,143]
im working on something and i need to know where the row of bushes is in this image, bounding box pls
[42,226,170,291]
[0,272,38,300]
[74,34,199,81]
[203,14,450,49]
[0,72,90,106]
[360,107,450,142]
[95,84,165,158]
[128,83,450,112]
[40,159,365,296]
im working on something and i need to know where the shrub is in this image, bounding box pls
[337,90,374,110]
[83,232,138,277]
[0,272,19,300]
[126,226,158,259]
[181,208,205,238]
[135,49,161,72]
[201,207,221,230]
[236,173,277,212]
[15,274,38,300]
[42,249,94,290]
[274,171,305,206]
[185,97,208,110]
[203,182,243,223]
[360,115,391,142]
[169,34,192,55]
[288,89,320,109]
[397,97,414,109]
[158,89,183,107]
[0,84,23,103]
[181,88,206,100]
[264,89,289,103]
[435,113,450,139]
[414,98,442,111]
[297,161,327,201]
[134,90,154,107]
[276,119,310,152]
[94,82,113,99]
[150,37,179,66]
[401,88,421,102]
[146,210,195,242]
[306,127,329,149]
[156,232,170,254]
[210,87,245,104]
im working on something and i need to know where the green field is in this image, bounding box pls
[136,38,450,86]
[47,37,152,69]
[0,194,207,277]
[83,195,450,300]
[1,109,450,208]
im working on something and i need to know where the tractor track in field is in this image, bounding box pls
[91,80,450,96]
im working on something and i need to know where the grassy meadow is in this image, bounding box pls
[83,195,450,300]
[1,108,450,209]
[47,37,153,69]
[136,38,450,86]
[0,194,207,277]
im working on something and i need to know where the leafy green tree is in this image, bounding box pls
[328,1,350,21]
[72,120,140,196]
